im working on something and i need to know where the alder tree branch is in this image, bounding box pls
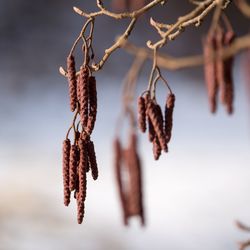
[121,33,250,70]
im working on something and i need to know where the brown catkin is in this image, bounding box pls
[67,55,78,112]
[126,132,144,225]
[215,28,227,105]
[77,138,88,224]
[144,93,155,142]
[79,66,89,127]
[138,96,146,133]
[62,139,71,206]
[203,33,218,113]
[153,137,161,160]
[69,145,78,191]
[165,93,175,144]
[147,100,167,152]
[223,30,235,114]
[114,137,128,225]
[147,116,155,142]
[87,140,98,180]
[86,76,97,135]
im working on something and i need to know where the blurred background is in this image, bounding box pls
[0,1,250,249]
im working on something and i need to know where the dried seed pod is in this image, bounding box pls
[215,28,227,105]
[114,137,128,225]
[138,96,147,133]
[67,55,78,112]
[62,139,71,206]
[153,137,161,160]
[79,66,89,127]
[203,33,218,113]
[147,100,167,152]
[86,76,97,135]
[126,132,144,225]
[77,138,88,224]
[87,140,98,180]
[69,145,78,191]
[147,116,155,142]
[223,30,235,114]
[165,93,175,144]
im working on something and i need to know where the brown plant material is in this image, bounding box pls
[114,137,128,225]
[203,33,218,113]
[69,144,78,191]
[86,76,97,134]
[146,100,167,152]
[87,140,98,180]
[62,139,71,206]
[138,96,147,132]
[67,55,78,112]
[144,93,155,142]
[215,27,227,106]
[79,66,89,127]
[165,93,175,144]
[126,132,144,225]
[223,30,235,114]
[153,136,161,160]
[77,138,88,224]
[239,240,250,250]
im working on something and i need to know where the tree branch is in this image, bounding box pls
[121,33,250,70]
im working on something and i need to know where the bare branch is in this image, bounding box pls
[235,0,250,18]
[147,0,221,48]
[121,33,250,70]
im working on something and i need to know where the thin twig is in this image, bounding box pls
[147,0,219,48]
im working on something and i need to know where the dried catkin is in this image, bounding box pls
[87,140,98,180]
[69,145,78,191]
[114,137,128,225]
[138,96,146,133]
[147,116,155,142]
[165,93,175,144]
[62,139,71,206]
[215,28,227,105]
[153,137,161,160]
[67,55,78,112]
[126,133,144,225]
[203,33,218,113]
[86,76,97,135]
[77,138,88,224]
[147,100,167,152]
[79,66,89,127]
[223,30,235,114]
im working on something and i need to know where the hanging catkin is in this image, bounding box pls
[69,144,78,191]
[203,33,218,113]
[138,96,147,133]
[86,76,97,134]
[129,132,144,225]
[114,137,128,225]
[62,139,71,206]
[87,140,98,180]
[215,28,227,105]
[165,93,175,144]
[67,55,78,112]
[146,100,167,152]
[153,137,161,160]
[223,30,235,114]
[77,138,88,224]
[79,66,89,127]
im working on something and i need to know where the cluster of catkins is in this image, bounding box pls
[137,92,175,160]
[62,55,98,224]
[203,26,235,114]
[114,131,144,226]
